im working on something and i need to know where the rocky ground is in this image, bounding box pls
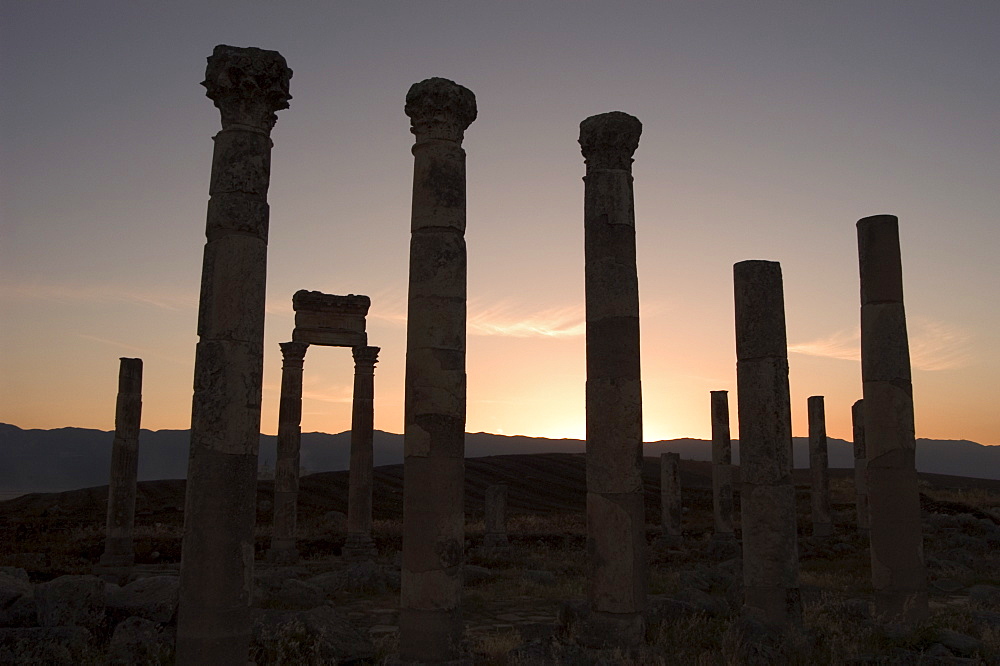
[0,454,998,664]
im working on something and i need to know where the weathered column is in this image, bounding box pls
[482,484,510,550]
[734,260,801,627]
[97,357,143,581]
[857,214,928,623]
[344,345,380,561]
[580,111,646,647]
[176,45,291,665]
[268,341,308,564]
[659,453,682,546]
[711,390,735,540]
[808,396,832,538]
[399,77,476,665]
[852,399,870,535]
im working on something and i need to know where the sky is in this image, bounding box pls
[1,1,998,446]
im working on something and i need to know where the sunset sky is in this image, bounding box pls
[2,2,998,446]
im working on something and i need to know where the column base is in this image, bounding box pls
[342,534,378,562]
[93,562,132,586]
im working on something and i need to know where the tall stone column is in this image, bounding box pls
[734,260,801,627]
[268,341,308,564]
[344,345,380,561]
[483,484,510,550]
[711,390,735,540]
[580,111,646,647]
[857,214,928,623]
[176,45,291,665]
[852,399,870,535]
[399,77,476,665]
[659,453,682,546]
[98,357,143,581]
[808,396,832,538]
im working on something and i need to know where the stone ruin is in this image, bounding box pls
[75,44,941,665]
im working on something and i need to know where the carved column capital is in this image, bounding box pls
[352,345,380,369]
[579,111,642,171]
[203,44,292,133]
[279,341,308,367]
[405,77,477,143]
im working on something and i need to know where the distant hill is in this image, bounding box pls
[1,423,997,493]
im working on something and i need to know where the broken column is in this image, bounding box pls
[580,111,646,647]
[176,45,291,665]
[852,399,870,535]
[98,357,143,581]
[734,260,801,627]
[344,345,380,561]
[398,77,477,665]
[483,484,511,550]
[857,214,928,623]
[659,453,682,546]
[268,341,308,564]
[711,390,735,540]
[808,395,832,538]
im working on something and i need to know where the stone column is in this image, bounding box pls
[659,453,682,546]
[808,396,832,538]
[267,341,308,564]
[344,345,380,561]
[399,77,476,665]
[734,260,801,627]
[852,399,870,535]
[711,390,735,540]
[98,357,143,580]
[176,45,291,666]
[857,214,928,623]
[580,111,646,647]
[483,484,510,550]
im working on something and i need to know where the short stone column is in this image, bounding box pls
[344,345,380,561]
[398,77,477,665]
[176,45,292,665]
[658,453,682,546]
[808,396,832,538]
[98,357,143,581]
[580,111,647,647]
[852,399,870,535]
[482,484,510,550]
[711,390,735,540]
[857,214,928,623]
[734,260,801,627]
[268,341,308,564]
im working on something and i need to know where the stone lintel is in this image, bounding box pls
[292,290,370,347]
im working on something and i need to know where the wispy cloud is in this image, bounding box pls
[789,318,972,371]
[0,283,196,311]
[468,300,585,338]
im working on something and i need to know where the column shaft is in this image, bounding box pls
[176,45,291,666]
[808,396,832,537]
[734,260,801,627]
[483,484,510,549]
[852,399,870,534]
[345,345,379,560]
[857,214,927,623]
[580,111,646,647]
[660,452,682,542]
[269,342,307,563]
[100,357,143,573]
[399,77,476,665]
[710,390,735,539]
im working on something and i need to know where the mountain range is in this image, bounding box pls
[1,423,997,493]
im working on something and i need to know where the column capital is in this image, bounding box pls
[279,341,308,366]
[352,345,380,368]
[405,77,477,143]
[203,44,292,133]
[579,111,642,170]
